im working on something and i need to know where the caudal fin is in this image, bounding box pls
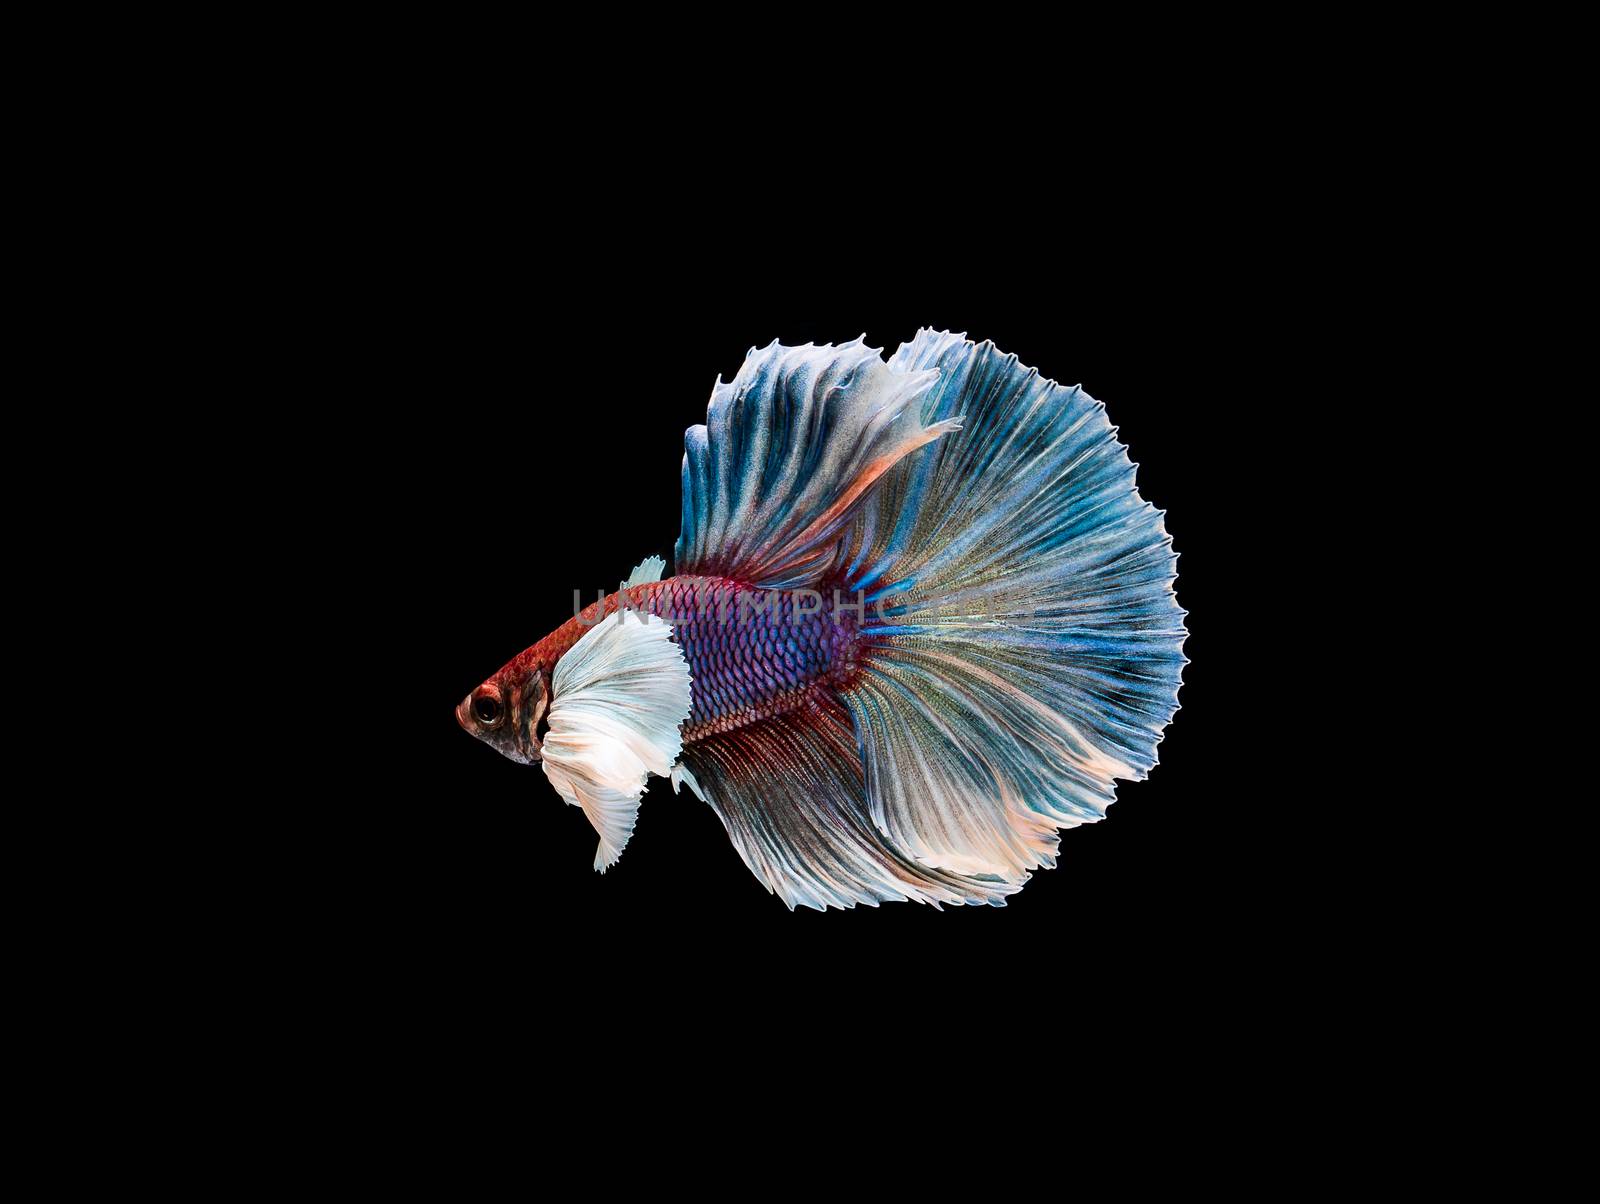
[834,330,1187,879]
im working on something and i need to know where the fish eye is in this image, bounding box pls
[472,694,502,726]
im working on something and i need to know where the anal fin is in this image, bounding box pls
[678,692,1017,911]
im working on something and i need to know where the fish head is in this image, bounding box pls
[456,659,551,764]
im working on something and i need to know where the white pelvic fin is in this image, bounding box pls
[622,555,666,588]
[540,612,693,871]
[669,761,706,802]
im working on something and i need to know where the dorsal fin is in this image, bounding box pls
[622,555,665,587]
[674,339,961,589]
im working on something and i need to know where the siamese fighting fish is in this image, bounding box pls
[456,331,1187,909]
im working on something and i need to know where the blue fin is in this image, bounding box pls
[675,339,960,590]
[833,330,1187,880]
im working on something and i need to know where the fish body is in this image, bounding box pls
[471,577,861,749]
[457,332,1187,908]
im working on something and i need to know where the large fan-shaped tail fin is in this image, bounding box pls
[832,330,1186,879]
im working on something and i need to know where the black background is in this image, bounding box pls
[320,230,1291,1013]
[100,50,1427,1147]
[80,49,1454,1166]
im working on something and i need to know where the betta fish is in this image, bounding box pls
[457,330,1186,909]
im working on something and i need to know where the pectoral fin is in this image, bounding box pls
[540,612,693,871]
